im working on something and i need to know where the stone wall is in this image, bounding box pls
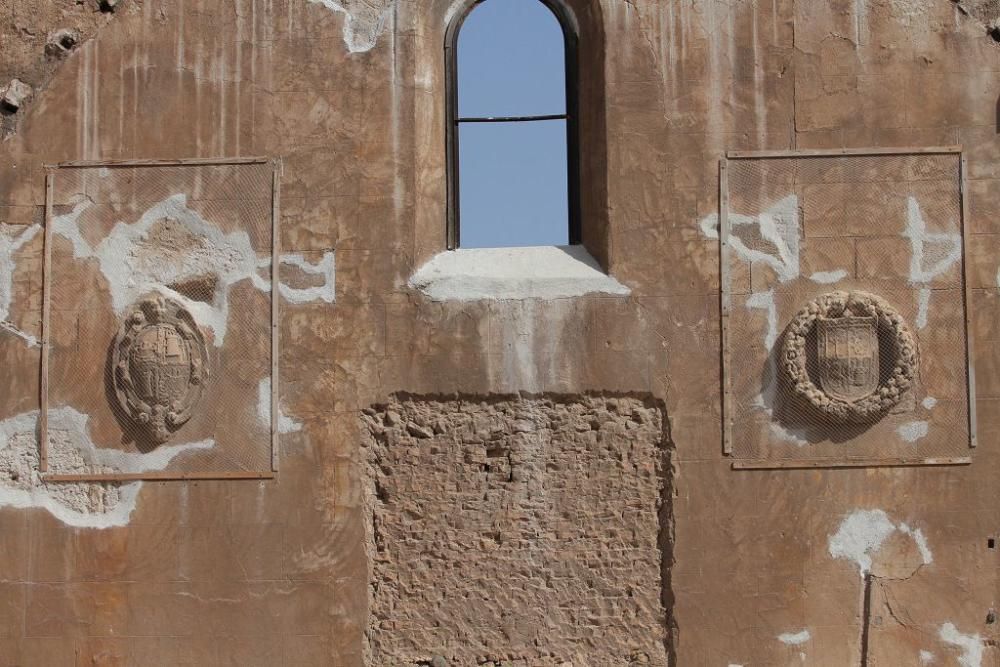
[0,0,999,664]
[363,395,672,666]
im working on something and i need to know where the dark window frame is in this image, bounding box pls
[444,0,581,250]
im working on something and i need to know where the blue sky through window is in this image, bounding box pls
[457,0,570,248]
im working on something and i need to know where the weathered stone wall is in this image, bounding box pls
[0,0,999,665]
[362,395,671,666]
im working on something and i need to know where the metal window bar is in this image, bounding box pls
[455,114,568,123]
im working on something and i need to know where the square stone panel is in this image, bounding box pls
[363,394,672,666]
[721,150,973,464]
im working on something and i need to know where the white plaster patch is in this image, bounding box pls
[916,287,932,330]
[257,377,302,434]
[278,252,336,304]
[920,649,936,664]
[809,269,848,284]
[899,523,933,565]
[306,0,392,53]
[52,195,335,346]
[0,407,213,528]
[778,629,811,645]
[904,196,962,330]
[408,246,630,302]
[939,623,983,667]
[746,290,809,447]
[897,420,930,443]
[53,195,265,346]
[698,194,801,283]
[922,396,938,409]
[0,223,41,346]
[829,509,933,577]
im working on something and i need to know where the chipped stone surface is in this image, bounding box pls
[0,407,212,528]
[45,29,81,59]
[363,395,671,666]
[0,79,32,112]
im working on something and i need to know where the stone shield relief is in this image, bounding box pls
[110,296,209,444]
[781,291,918,424]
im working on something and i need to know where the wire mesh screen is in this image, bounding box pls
[721,150,973,466]
[42,160,278,480]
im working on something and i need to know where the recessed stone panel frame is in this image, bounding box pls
[719,147,976,469]
[39,157,281,482]
[363,393,673,666]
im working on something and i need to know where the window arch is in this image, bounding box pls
[445,0,580,249]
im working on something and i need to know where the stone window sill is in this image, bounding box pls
[408,245,629,301]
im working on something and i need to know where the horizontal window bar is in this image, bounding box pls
[456,114,568,123]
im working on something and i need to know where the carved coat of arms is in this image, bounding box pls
[111,296,209,443]
[816,316,880,402]
[781,291,917,423]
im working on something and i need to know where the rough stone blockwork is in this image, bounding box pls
[362,394,673,667]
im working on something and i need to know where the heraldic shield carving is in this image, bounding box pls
[816,316,879,402]
[781,291,917,423]
[111,296,209,443]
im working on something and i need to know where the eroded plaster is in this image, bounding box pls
[828,509,933,578]
[0,407,213,528]
[904,196,962,330]
[939,622,983,667]
[746,289,809,447]
[0,223,40,346]
[52,194,335,348]
[777,629,811,645]
[257,377,303,434]
[306,0,393,53]
[699,194,802,283]
[897,420,930,442]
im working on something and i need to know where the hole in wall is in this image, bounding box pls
[988,537,995,549]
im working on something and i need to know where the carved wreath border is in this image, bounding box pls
[780,291,918,423]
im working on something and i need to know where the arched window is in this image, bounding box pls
[446,0,580,249]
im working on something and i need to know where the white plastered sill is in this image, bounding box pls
[408,245,630,302]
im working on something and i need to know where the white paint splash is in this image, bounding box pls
[810,269,848,284]
[0,407,213,528]
[904,196,962,330]
[52,195,335,346]
[897,421,929,443]
[257,378,302,434]
[922,396,938,409]
[0,224,41,346]
[920,649,936,664]
[829,509,933,577]
[306,0,392,53]
[939,623,983,667]
[699,194,801,283]
[778,629,811,645]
